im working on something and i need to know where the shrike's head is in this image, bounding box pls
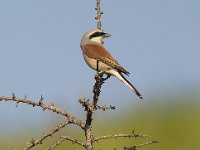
[81,29,111,45]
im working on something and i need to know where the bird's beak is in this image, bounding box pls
[103,32,111,38]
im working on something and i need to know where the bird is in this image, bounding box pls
[80,28,143,99]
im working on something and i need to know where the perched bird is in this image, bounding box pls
[80,28,143,99]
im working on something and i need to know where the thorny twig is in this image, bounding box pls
[93,133,149,142]
[84,72,112,150]
[0,95,84,129]
[48,135,86,150]
[25,120,71,150]
[84,0,107,149]
[123,140,159,150]
[95,0,102,30]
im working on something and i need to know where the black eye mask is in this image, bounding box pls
[89,32,106,39]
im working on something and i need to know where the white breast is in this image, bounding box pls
[83,54,97,70]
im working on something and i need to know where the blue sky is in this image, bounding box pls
[0,0,200,132]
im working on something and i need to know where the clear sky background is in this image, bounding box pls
[0,0,200,146]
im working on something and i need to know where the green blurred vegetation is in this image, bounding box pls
[1,93,200,150]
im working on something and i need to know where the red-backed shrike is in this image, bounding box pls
[80,29,143,99]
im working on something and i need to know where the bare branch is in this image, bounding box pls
[25,120,71,150]
[93,73,103,106]
[92,73,111,107]
[0,95,84,129]
[79,98,115,111]
[95,104,115,111]
[123,140,159,150]
[84,72,107,150]
[95,0,102,30]
[94,132,149,142]
[84,110,93,150]
[48,135,86,150]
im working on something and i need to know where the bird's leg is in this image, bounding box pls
[95,60,104,77]
[96,60,99,72]
[95,61,111,81]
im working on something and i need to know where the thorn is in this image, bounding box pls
[95,7,97,10]
[100,11,103,14]
[39,94,44,105]
[12,93,16,99]
[110,105,116,110]
[40,94,44,100]
[31,138,35,145]
[132,130,135,134]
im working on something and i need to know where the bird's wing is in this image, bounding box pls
[81,43,130,75]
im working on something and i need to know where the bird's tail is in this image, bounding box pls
[107,69,143,99]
